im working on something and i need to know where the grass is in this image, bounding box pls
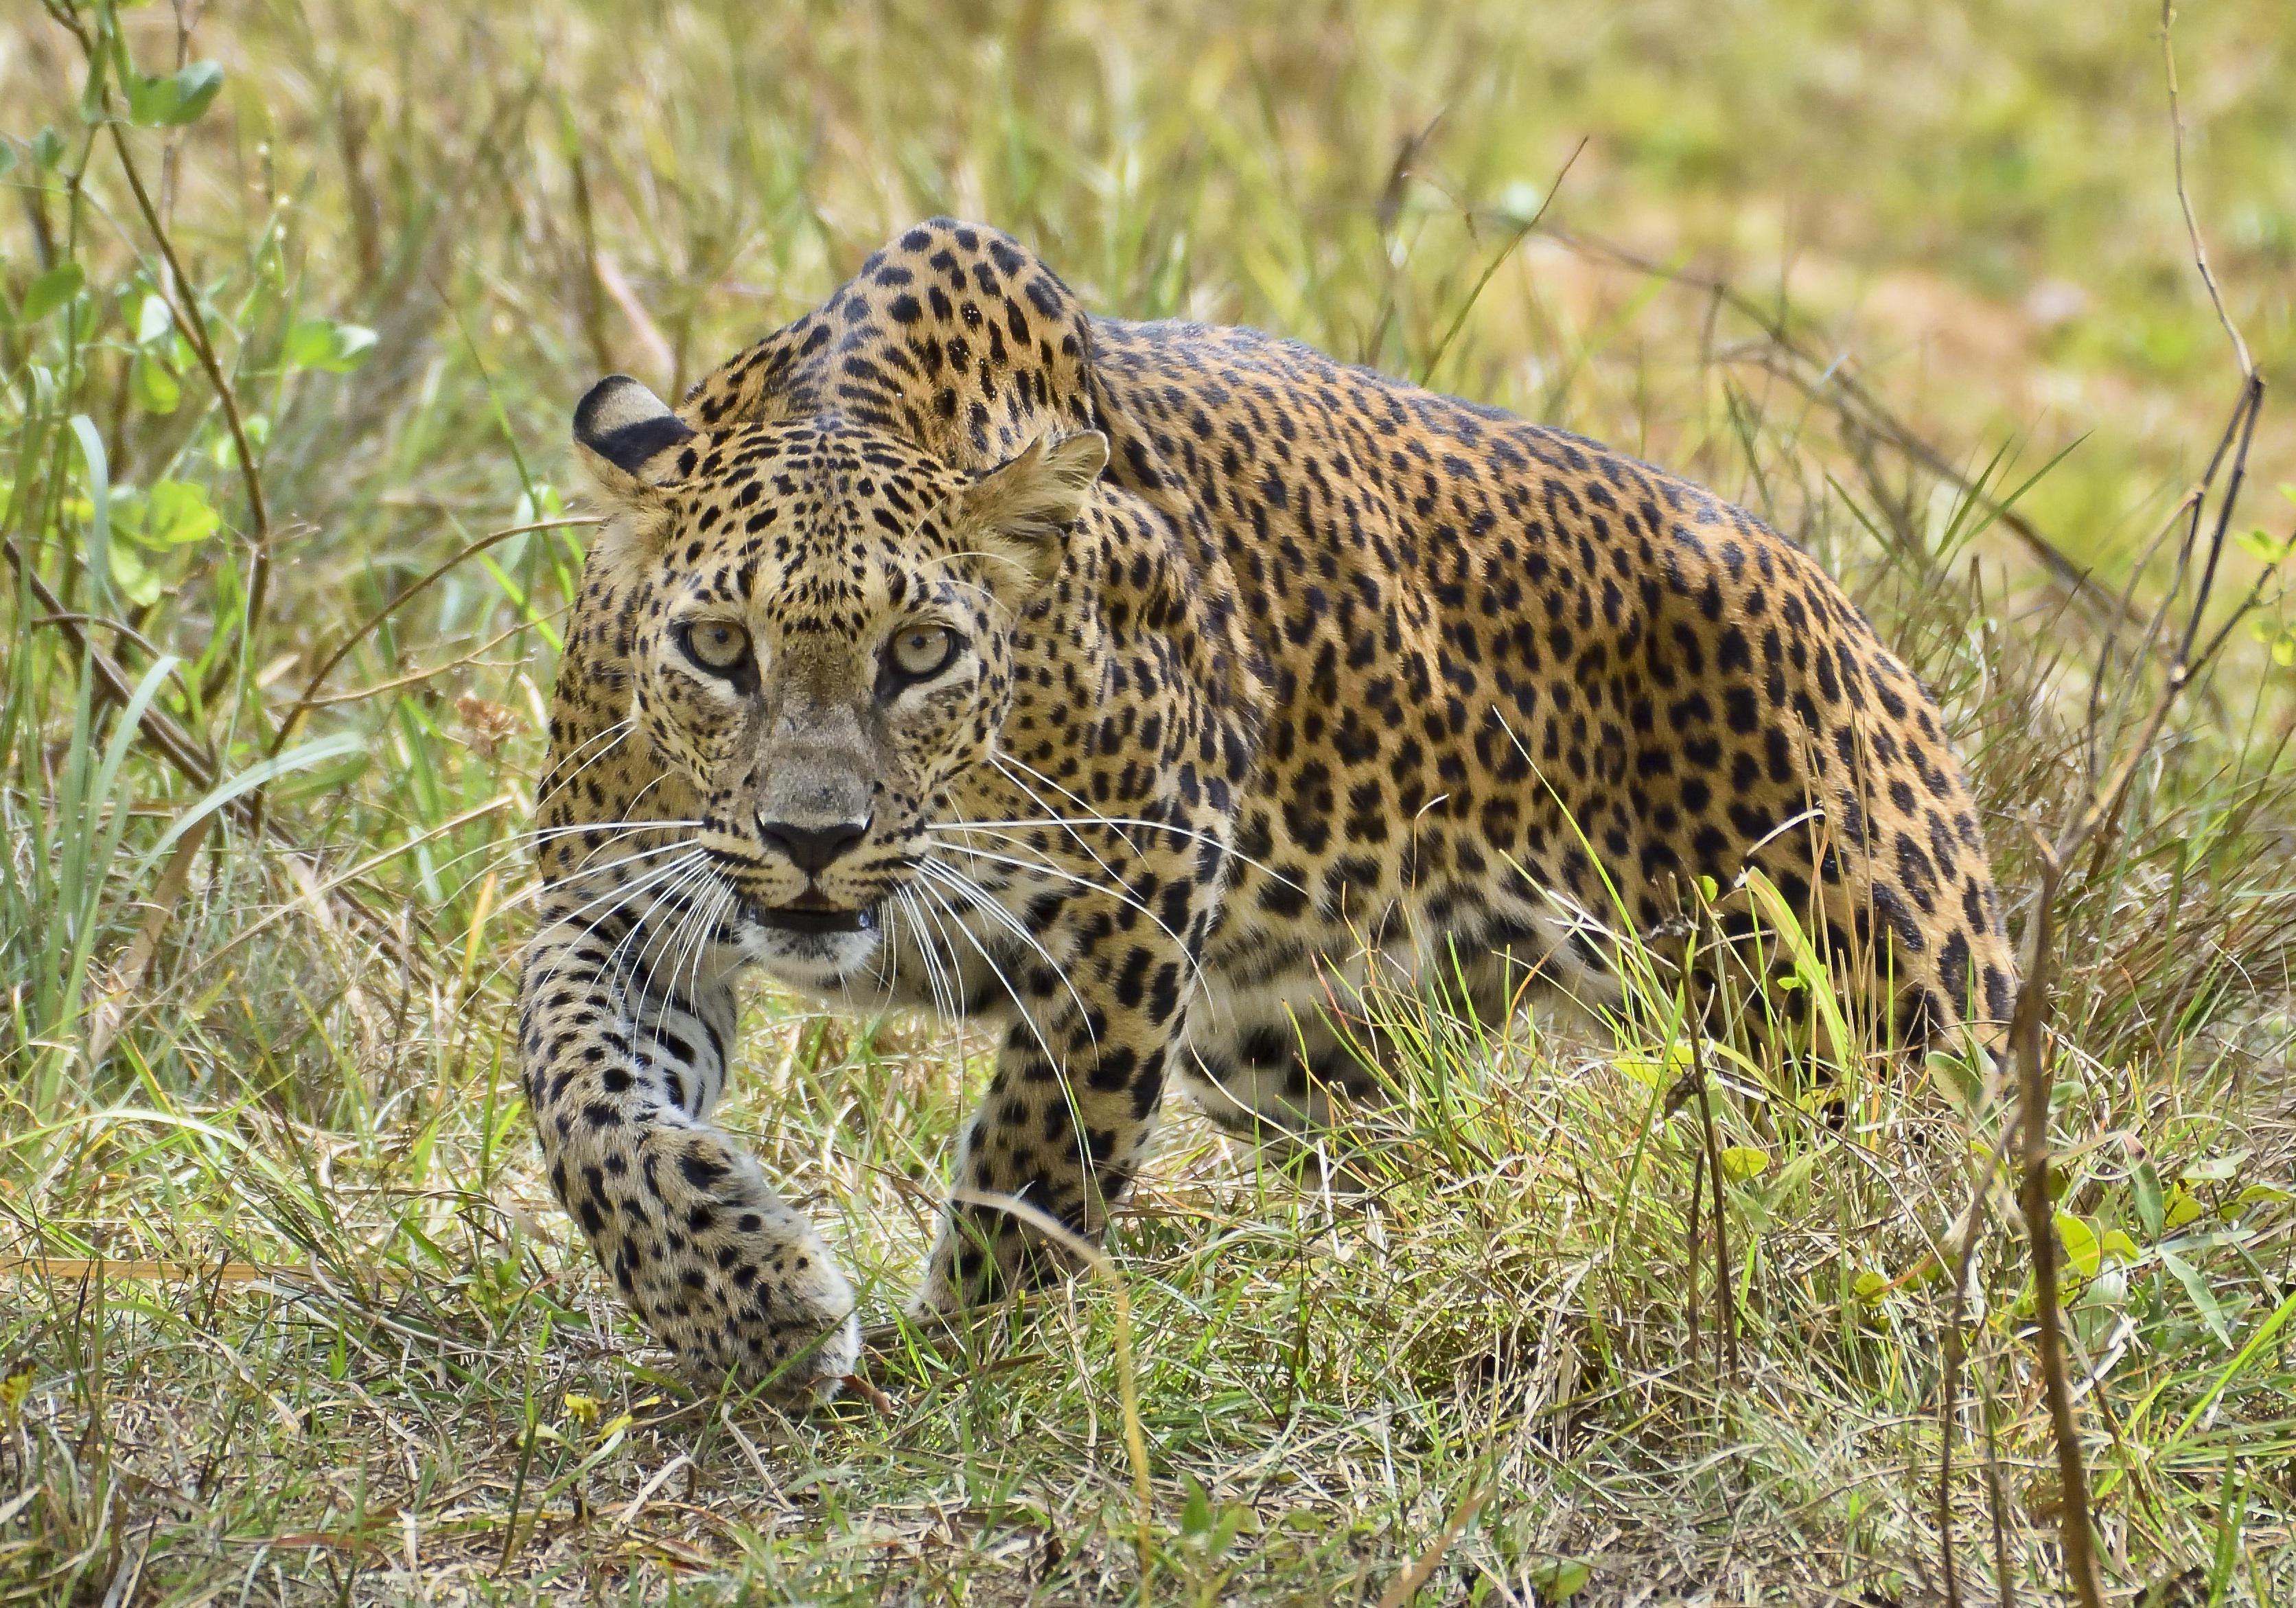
[3,0,2295,1600]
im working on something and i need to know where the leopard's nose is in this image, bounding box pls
[756,816,871,874]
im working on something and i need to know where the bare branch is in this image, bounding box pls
[2161,0,2253,380]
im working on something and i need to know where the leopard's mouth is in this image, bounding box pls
[753,901,878,936]
[704,846,892,943]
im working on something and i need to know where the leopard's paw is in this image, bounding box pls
[640,1178,860,1406]
[666,1261,859,1405]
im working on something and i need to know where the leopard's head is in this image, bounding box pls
[573,374,1106,989]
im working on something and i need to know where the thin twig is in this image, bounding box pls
[2161,1,2253,380]
[1988,376,2256,1608]
[48,1,280,733]
[3,536,219,790]
[268,516,595,756]
[1417,139,1585,386]
[1947,17,2267,1598]
[1376,1478,1494,1608]
[1685,1136,1704,1366]
[4,543,431,981]
[1996,252,2262,1608]
[1983,1367,2018,1608]
[96,117,274,707]
[86,813,212,1067]
[2009,830,2104,1608]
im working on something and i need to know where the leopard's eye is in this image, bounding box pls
[888,624,958,682]
[678,618,752,676]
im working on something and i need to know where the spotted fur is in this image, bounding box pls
[518,218,2014,1400]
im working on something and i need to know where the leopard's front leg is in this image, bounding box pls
[914,891,1203,1313]
[520,898,859,1401]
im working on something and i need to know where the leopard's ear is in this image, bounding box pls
[573,375,697,508]
[958,430,1109,589]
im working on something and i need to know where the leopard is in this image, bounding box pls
[517,217,2015,1403]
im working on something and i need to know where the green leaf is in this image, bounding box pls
[130,352,181,414]
[1719,1145,1770,1180]
[213,412,271,469]
[128,733,366,882]
[325,323,378,371]
[282,317,333,369]
[1211,1504,1248,1553]
[2234,527,2294,566]
[2076,1267,2129,1315]
[1179,1475,1213,1537]
[135,292,175,346]
[1497,181,1546,225]
[31,128,65,169]
[2133,1160,2165,1238]
[0,142,14,178]
[1528,1557,1592,1603]
[283,317,379,373]
[2235,1182,2293,1214]
[21,262,85,323]
[1617,1040,1690,1088]
[2164,1182,2206,1230]
[69,415,112,607]
[511,482,564,525]
[142,480,220,547]
[2159,1245,2236,1348]
[1852,1269,1890,1302]
[126,61,225,128]
[2273,636,2294,669]
[2100,1229,2141,1265]
[107,538,169,608]
[2056,1211,2101,1279]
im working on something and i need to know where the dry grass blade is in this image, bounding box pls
[949,1188,1156,1592]
[84,813,210,1066]
[1375,1479,1494,1607]
[0,1257,274,1283]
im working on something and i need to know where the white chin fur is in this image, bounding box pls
[741,926,885,996]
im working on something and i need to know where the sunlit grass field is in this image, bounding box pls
[3,0,2294,1601]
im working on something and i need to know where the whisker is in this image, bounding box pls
[408,810,704,901]
[657,858,729,1022]
[985,751,1156,889]
[935,794,1218,1002]
[898,886,961,1029]
[868,892,903,1002]
[914,861,1124,1226]
[918,858,1100,1046]
[525,849,708,1000]
[930,834,1192,951]
[911,872,1066,1072]
[651,873,737,1112]
[982,748,1295,890]
[537,718,638,799]
[605,854,720,1020]
[487,837,703,921]
[472,841,701,1004]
